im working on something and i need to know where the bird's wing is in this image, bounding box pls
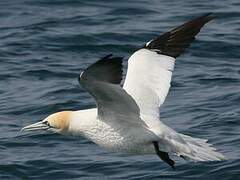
[123,13,214,130]
[79,55,146,127]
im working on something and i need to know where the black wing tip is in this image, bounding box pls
[145,13,215,58]
[190,12,215,25]
[200,12,215,21]
[101,54,124,61]
[102,54,113,59]
[80,54,124,85]
[198,12,214,18]
[99,54,124,84]
[94,54,124,68]
[173,13,215,30]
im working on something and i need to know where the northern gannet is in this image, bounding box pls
[21,13,225,168]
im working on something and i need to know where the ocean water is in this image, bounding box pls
[0,0,239,179]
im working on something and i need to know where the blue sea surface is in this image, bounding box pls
[0,0,239,179]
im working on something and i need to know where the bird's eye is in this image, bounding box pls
[43,121,50,126]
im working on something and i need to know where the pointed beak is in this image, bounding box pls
[21,121,49,132]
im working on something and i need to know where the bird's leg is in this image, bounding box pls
[180,155,187,160]
[152,141,175,168]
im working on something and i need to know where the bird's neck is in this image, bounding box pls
[68,108,98,136]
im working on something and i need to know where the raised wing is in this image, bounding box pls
[145,13,214,58]
[123,13,214,130]
[79,55,146,127]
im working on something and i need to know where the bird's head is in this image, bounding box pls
[21,111,72,134]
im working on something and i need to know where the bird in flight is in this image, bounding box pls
[21,13,225,168]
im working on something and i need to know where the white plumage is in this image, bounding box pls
[124,49,175,132]
[21,13,225,168]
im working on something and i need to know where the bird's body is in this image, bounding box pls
[22,13,226,168]
[70,108,156,154]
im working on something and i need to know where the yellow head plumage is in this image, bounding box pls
[45,111,72,133]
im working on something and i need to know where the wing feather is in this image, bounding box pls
[124,14,213,131]
[144,13,214,57]
[79,55,146,127]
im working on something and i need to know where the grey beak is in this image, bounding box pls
[21,121,49,132]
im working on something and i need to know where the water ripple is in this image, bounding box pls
[0,0,239,179]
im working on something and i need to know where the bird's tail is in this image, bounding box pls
[176,133,225,161]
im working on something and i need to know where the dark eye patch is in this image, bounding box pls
[43,121,51,127]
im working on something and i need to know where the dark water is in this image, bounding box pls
[0,0,239,179]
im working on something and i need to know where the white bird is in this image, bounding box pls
[21,13,225,168]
